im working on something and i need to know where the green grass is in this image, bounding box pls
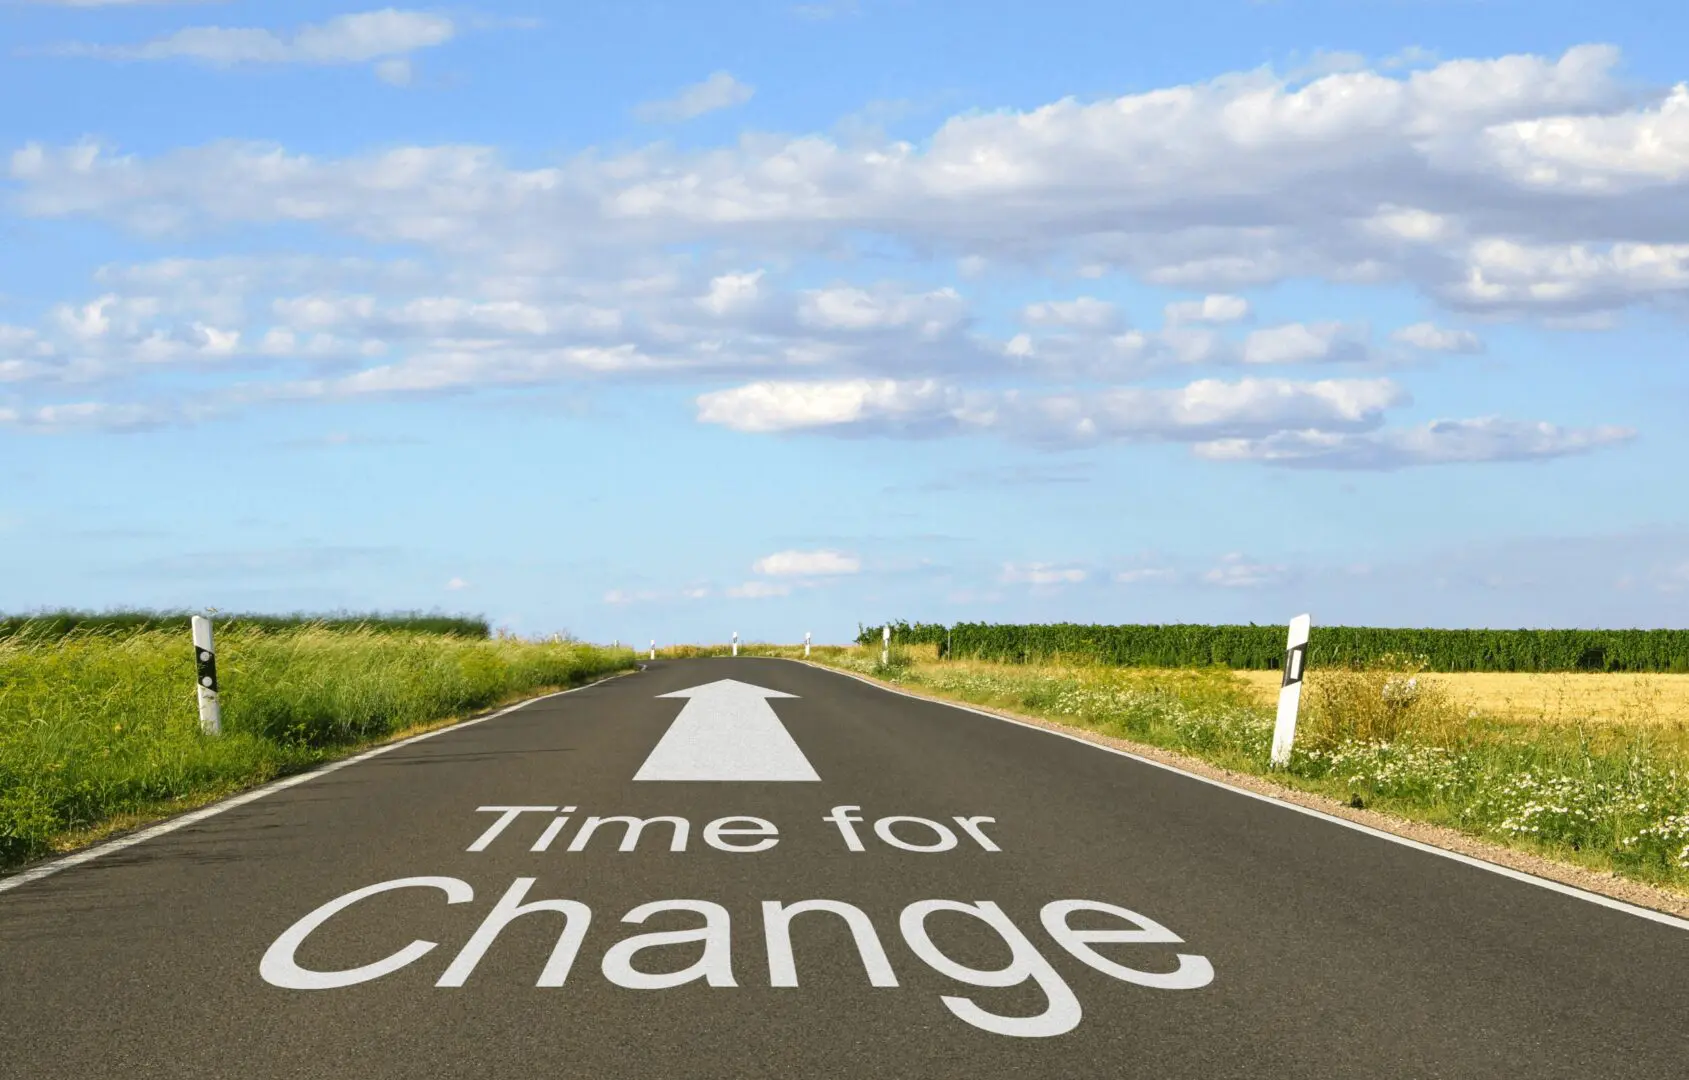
[810,646,1689,893]
[0,609,491,641]
[0,626,634,870]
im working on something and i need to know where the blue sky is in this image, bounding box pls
[2,0,1687,642]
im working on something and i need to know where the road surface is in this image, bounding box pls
[2,657,1686,1078]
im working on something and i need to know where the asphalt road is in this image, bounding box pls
[3,657,1687,1079]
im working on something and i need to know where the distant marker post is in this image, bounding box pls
[804,631,811,658]
[650,639,656,660]
[732,631,739,658]
[882,624,890,666]
[191,615,221,736]
[1271,613,1311,768]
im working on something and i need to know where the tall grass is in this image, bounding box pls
[0,627,632,869]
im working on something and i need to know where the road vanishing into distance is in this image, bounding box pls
[3,657,1687,1079]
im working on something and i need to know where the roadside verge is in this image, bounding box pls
[799,658,1689,924]
[0,669,635,895]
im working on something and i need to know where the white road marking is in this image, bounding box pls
[0,680,616,897]
[800,659,1689,933]
[634,679,818,782]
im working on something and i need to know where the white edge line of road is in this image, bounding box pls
[795,659,1689,933]
[0,680,608,897]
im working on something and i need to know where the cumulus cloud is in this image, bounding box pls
[1115,567,1179,584]
[0,400,187,433]
[45,9,456,71]
[753,549,861,576]
[699,270,765,316]
[1165,294,1250,325]
[0,45,1649,463]
[603,587,665,605]
[696,378,971,435]
[634,72,755,122]
[798,285,966,336]
[374,57,414,87]
[726,580,790,599]
[697,375,1404,445]
[1001,562,1087,585]
[1023,297,1119,330]
[1241,321,1370,365]
[1203,553,1286,588]
[11,43,1677,322]
[1194,416,1635,469]
[1391,321,1484,352]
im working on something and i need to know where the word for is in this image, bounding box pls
[260,877,1213,1038]
[467,805,1001,855]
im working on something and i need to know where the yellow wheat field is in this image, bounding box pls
[1234,669,1689,727]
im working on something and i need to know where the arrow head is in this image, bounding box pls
[658,678,798,700]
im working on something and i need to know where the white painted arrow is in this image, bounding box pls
[634,679,818,782]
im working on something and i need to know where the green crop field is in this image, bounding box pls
[1,609,491,641]
[858,621,1689,674]
[0,623,633,870]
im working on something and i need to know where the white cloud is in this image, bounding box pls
[726,580,790,599]
[603,587,665,604]
[797,285,966,336]
[14,43,1684,324]
[1203,553,1286,588]
[1164,294,1250,325]
[446,577,469,591]
[1114,567,1179,584]
[48,10,456,68]
[374,57,413,87]
[1001,562,1087,585]
[0,45,1649,464]
[753,549,861,576]
[1447,239,1689,313]
[1194,416,1635,469]
[698,375,1403,444]
[1363,206,1454,243]
[1241,321,1370,365]
[696,378,968,434]
[699,270,765,316]
[1022,297,1119,330]
[1392,321,1484,352]
[634,72,755,123]
[0,401,185,432]
[1476,83,1689,191]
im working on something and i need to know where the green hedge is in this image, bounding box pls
[0,610,491,641]
[858,622,1689,673]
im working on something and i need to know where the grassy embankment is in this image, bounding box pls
[682,641,1689,893]
[0,623,635,871]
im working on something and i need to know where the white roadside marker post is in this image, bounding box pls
[1270,613,1312,768]
[882,624,890,666]
[191,615,221,736]
[732,631,739,658]
[804,631,811,658]
[649,639,656,660]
